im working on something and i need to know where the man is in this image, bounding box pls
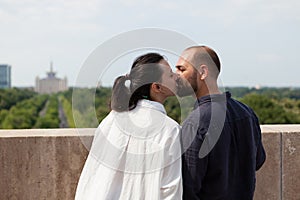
[176,46,266,200]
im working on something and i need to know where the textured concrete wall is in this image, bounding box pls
[0,126,299,200]
[254,125,300,200]
[0,129,93,200]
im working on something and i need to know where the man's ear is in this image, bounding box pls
[199,65,208,80]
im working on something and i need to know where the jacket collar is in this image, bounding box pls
[137,99,167,115]
[194,91,231,109]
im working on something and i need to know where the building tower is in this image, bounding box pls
[0,64,11,89]
[35,62,68,94]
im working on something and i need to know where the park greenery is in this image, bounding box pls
[0,87,300,129]
[34,95,60,128]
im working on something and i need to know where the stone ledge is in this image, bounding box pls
[261,124,300,133]
[0,128,95,137]
[1,125,299,137]
[0,125,299,200]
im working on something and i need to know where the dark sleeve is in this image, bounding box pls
[181,122,208,199]
[253,113,266,170]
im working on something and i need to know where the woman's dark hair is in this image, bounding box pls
[111,53,164,112]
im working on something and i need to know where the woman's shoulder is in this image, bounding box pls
[159,115,181,141]
[96,110,117,130]
[164,115,180,129]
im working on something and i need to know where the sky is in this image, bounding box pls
[0,0,300,88]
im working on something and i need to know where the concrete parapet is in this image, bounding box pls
[0,129,93,200]
[254,125,300,200]
[254,131,281,200]
[282,130,300,200]
[0,126,299,200]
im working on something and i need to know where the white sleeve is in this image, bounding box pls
[75,113,113,200]
[160,125,182,200]
[75,153,99,200]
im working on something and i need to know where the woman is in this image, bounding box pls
[75,53,182,200]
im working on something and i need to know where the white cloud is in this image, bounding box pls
[256,53,283,63]
[0,0,104,23]
[0,0,299,86]
[185,0,300,26]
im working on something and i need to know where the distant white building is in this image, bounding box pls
[35,62,68,94]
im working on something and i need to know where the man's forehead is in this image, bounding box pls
[177,54,193,66]
[180,49,195,61]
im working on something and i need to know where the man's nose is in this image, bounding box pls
[175,68,182,75]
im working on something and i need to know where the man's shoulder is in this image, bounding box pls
[227,96,259,122]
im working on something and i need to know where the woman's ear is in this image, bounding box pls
[151,83,161,93]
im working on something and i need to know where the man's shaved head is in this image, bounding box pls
[183,46,221,79]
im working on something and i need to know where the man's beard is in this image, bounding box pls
[176,71,198,97]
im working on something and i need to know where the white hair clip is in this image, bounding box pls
[124,79,131,88]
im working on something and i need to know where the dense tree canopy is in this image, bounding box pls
[240,93,300,124]
[0,87,36,110]
[1,87,300,129]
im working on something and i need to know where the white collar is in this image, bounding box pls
[136,99,166,115]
